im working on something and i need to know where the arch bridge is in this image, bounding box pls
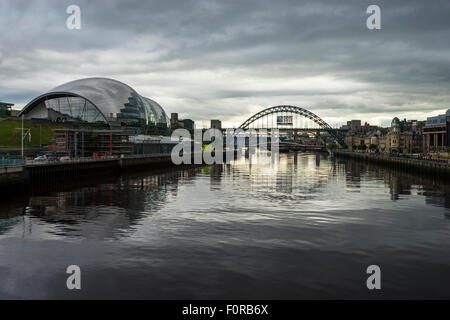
[238,105,347,147]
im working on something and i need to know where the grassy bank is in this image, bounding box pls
[0,119,108,148]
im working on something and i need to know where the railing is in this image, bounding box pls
[388,153,450,163]
[24,153,173,166]
[0,155,24,167]
[120,153,172,159]
[25,156,117,166]
[335,150,450,164]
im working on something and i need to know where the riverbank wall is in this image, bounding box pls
[333,151,450,178]
[0,154,174,195]
[0,152,219,197]
[25,154,177,180]
[0,165,30,195]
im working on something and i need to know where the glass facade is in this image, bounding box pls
[18,78,170,135]
[116,92,148,134]
[142,97,170,135]
[44,96,108,124]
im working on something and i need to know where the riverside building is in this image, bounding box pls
[17,77,170,135]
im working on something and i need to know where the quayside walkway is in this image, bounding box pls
[333,150,450,177]
[0,153,175,194]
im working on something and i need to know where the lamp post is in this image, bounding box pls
[21,114,31,160]
[74,131,78,158]
[21,114,23,158]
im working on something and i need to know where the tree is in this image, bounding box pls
[369,144,378,151]
[326,142,337,150]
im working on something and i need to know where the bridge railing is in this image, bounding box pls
[0,155,24,167]
[336,150,450,164]
[24,153,174,166]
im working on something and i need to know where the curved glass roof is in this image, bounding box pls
[18,77,168,134]
[391,117,400,126]
[141,97,170,127]
[20,77,145,116]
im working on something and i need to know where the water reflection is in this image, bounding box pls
[339,158,450,205]
[1,153,450,298]
[2,153,450,239]
[0,168,203,240]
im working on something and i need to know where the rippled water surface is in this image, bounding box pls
[2,152,450,299]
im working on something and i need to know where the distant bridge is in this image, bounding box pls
[237,105,347,147]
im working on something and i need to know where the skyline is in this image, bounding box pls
[1,0,450,128]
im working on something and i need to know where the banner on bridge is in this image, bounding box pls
[276,116,293,126]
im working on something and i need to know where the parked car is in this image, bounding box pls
[33,155,48,162]
[92,152,106,157]
[46,154,58,161]
[59,156,71,161]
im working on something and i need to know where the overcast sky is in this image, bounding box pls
[1,0,450,127]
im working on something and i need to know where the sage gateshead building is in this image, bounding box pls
[17,77,170,135]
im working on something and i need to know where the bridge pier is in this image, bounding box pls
[293,130,300,143]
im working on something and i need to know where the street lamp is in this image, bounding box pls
[21,115,31,159]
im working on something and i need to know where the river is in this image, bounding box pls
[1,152,450,299]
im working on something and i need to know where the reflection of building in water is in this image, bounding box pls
[341,159,414,200]
[1,168,205,240]
[209,165,223,188]
[423,186,450,210]
[389,176,450,216]
[0,215,24,234]
[343,160,362,190]
[424,193,450,209]
[384,172,413,201]
[340,157,450,205]
[224,152,332,197]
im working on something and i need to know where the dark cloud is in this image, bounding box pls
[1,0,450,127]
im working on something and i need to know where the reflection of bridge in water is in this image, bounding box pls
[222,105,348,148]
[255,141,328,152]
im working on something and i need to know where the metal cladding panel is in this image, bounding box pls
[18,77,169,135]
[48,77,145,116]
[141,96,170,126]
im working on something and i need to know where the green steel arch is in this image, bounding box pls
[238,105,346,147]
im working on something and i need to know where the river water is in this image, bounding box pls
[1,152,450,299]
